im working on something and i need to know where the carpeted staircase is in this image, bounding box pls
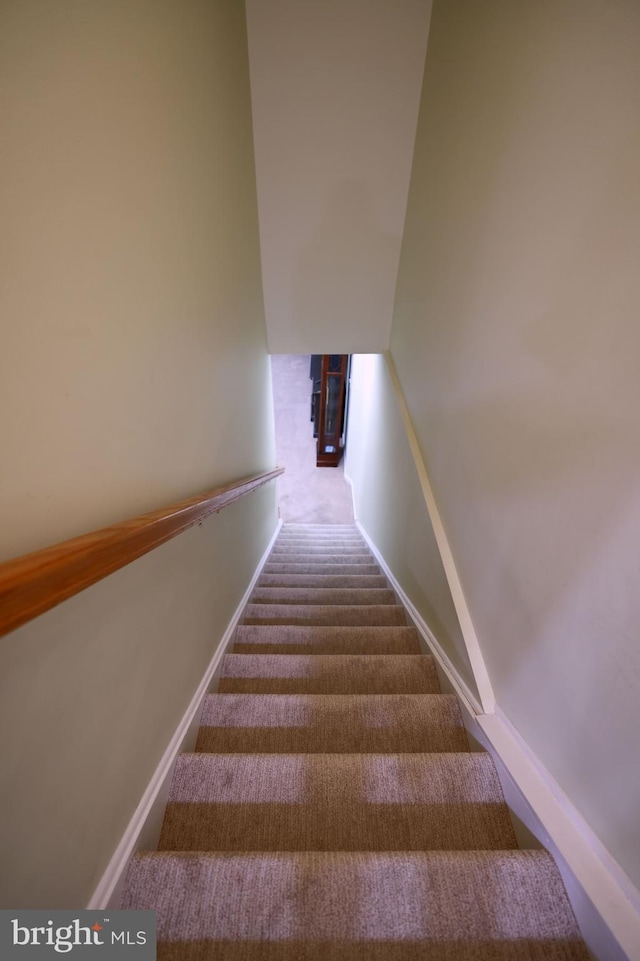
[121,524,588,960]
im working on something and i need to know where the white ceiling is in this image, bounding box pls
[245,0,432,354]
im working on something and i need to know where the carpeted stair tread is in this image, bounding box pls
[158,752,518,852]
[244,604,407,627]
[271,537,373,557]
[121,850,586,956]
[280,524,361,532]
[275,534,366,544]
[137,941,588,961]
[233,625,422,655]
[258,573,388,589]
[264,562,382,576]
[264,553,381,567]
[196,694,469,753]
[272,544,371,556]
[274,541,367,551]
[278,524,363,532]
[218,654,440,694]
[250,587,397,606]
[121,522,587,957]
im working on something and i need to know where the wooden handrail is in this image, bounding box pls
[0,467,284,639]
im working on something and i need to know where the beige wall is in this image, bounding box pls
[0,488,277,909]
[0,0,275,559]
[345,354,478,699]
[0,0,278,906]
[390,0,640,887]
[245,0,432,354]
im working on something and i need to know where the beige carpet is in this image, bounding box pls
[121,526,588,960]
[270,355,355,524]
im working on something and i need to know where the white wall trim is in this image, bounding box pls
[486,708,640,916]
[348,355,640,958]
[477,710,640,961]
[384,350,495,713]
[355,518,484,717]
[87,518,283,910]
[362,514,640,959]
[356,510,640,959]
[342,466,359,527]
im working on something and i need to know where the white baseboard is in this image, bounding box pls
[342,467,359,526]
[383,351,495,713]
[355,519,484,717]
[87,519,282,910]
[477,709,640,961]
[356,518,640,961]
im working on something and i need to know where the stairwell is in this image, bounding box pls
[121,524,588,960]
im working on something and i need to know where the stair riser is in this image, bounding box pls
[244,605,407,626]
[280,525,359,531]
[272,547,371,556]
[265,555,380,566]
[263,564,381,575]
[196,728,469,752]
[233,642,421,655]
[233,625,422,655]
[159,802,516,852]
[221,652,437,678]
[132,940,588,961]
[218,679,438,694]
[272,540,372,556]
[218,655,440,694]
[275,535,367,543]
[258,575,388,589]
[274,543,369,550]
[250,589,397,606]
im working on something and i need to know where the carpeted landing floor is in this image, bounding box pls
[121,525,588,960]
